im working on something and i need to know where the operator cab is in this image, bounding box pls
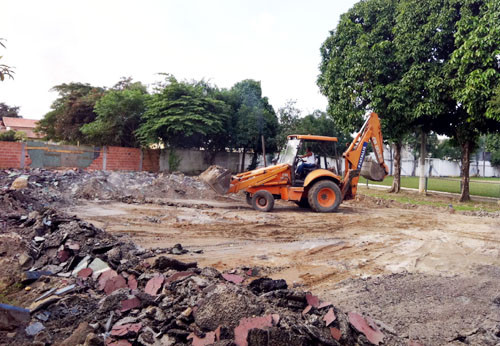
[278,135,341,186]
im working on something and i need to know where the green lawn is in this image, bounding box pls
[358,176,500,198]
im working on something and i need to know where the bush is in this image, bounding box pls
[0,130,26,142]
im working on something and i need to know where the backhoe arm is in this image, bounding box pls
[341,112,388,199]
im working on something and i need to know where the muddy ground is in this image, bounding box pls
[66,190,500,345]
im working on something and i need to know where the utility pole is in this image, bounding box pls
[418,131,426,194]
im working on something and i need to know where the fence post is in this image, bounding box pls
[425,177,428,192]
[103,147,107,171]
[366,179,369,189]
[20,142,26,169]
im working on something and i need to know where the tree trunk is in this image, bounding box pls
[389,141,402,193]
[460,140,471,202]
[418,131,426,194]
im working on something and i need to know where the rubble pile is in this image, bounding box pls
[0,169,217,205]
[0,187,404,345]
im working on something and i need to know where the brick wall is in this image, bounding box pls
[0,141,160,172]
[0,141,31,169]
[105,146,141,171]
[142,149,160,172]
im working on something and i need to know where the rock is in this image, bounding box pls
[111,322,142,338]
[106,247,122,263]
[78,267,93,278]
[153,256,197,271]
[25,322,45,336]
[83,333,102,346]
[222,273,245,285]
[71,255,91,276]
[88,258,111,279]
[0,303,30,331]
[248,277,288,294]
[11,176,28,189]
[145,275,164,296]
[22,270,53,284]
[120,297,141,312]
[138,327,162,346]
[58,322,91,345]
[104,275,127,295]
[18,253,32,267]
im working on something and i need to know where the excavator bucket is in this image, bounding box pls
[360,157,387,182]
[199,165,232,194]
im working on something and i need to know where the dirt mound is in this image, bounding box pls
[0,181,405,345]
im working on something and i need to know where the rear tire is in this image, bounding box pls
[308,180,341,213]
[251,190,275,212]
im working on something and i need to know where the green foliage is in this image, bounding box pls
[0,130,26,142]
[434,139,462,161]
[137,76,229,149]
[81,81,147,147]
[277,100,301,149]
[168,149,182,172]
[37,83,104,143]
[229,80,279,154]
[0,39,14,81]
[485,133,500,166]
[0,102,21,118]
[449,0,500,122]
[318,0,412,144]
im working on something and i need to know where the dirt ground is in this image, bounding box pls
[66,189,500,345]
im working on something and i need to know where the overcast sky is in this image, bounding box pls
[1,0,357,120]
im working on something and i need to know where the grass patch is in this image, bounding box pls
[358,186,499,212]
[359,176,500,198]
[0,282,23,305]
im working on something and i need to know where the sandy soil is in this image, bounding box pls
[66,193,500,345]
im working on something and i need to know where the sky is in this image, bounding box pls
[1,0,358,120]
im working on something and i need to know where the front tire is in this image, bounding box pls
[308,180,341,213]
[251,190,275,212]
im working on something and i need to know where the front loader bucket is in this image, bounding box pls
[360,158,387,182]
[199,165,232,194]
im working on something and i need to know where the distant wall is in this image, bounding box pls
[0,141,159,172]
[159,149,253,174]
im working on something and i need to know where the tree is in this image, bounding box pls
[0,39,14,81]
[36,83,104,143]
[136,75,229,149]
[434,138,462,161]
[485,133,500,167]
[229,80,279,169]
[318,0,413,193]
[81,80,148,147]
[0,102,21,118]
[277,100,302,149]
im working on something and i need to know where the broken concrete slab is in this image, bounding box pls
[88,258,110,279]
[111,322,142,337]
[25,321,45,336]
[98,269,118,290]
[145,275,164,296]
[11,176,28,189]
[348,312,384,345]
[234,314,279,346]
[104,275,127,295]
[127,274,137,290]
[29,296,61,313]
[0,303,30,331]
[222,273,244,285]
[22,270,52,284]
[77,267,93,278]
[120,297,141,312]
[323,308,336,327]
[71,255,91,276]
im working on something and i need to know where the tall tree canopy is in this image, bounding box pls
[136,76,229,149]
[230,80,279,155]
[37,83,104,143]
[318,0,412,192]
[81,80,148,147]
[0,102,21,118]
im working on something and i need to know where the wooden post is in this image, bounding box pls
[261,135,267,167]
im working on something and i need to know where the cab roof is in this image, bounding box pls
[287,134,338,142]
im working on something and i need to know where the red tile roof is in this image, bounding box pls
[2,117,38,128]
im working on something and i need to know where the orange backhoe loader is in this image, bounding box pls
[200,112,388,212]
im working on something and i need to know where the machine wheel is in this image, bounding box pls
[245,193,252,206]
[251,190,275,212]
[294,199,310,209]
[308,180,341,213]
